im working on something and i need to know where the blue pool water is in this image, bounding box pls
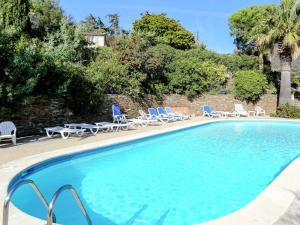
[10,121,300,225]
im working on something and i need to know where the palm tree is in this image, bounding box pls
[255,0,300,105]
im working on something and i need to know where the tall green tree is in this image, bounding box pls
[229,5,278,71]
[133,13,195,50]
[106,13,128,36]
[255,0,300,105]
[30,0,65,39]
[107,13,120,35]
[0,0,31,33]
[81,14,106,33]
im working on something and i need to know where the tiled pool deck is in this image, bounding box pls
[1,117,300,225]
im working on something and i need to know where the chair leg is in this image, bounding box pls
[12,136,16,145]
[46,130,54,138]
[61,132,70,139]
[91,127,99,135]
[77,130,84,137]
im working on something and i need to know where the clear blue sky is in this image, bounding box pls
[60,0,280,53]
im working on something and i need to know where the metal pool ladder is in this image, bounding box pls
[2,179,55,225]
[2,180,92,225]
[46,184,92,225]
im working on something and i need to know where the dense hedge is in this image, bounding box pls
[234,70,268,102]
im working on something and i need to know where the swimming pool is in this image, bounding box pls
[9,121,300,225]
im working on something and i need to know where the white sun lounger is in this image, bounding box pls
[65,123,100,135]
[0,121,17,145]
[128,118,148,127]
[138,110,162,126]
[45,126,85,139]
[234,104,249,117]
[165,107,190,120]
[95,122,135,131]
[94,122,115,132]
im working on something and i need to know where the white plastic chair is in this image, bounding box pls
[255,106,266,116]
[0,121,17,145]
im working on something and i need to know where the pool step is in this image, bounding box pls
[122,206,171,225]
[154,209,170,225]
[123,207,171,225]
[123,204,148,225]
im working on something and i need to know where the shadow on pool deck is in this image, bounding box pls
[273,190,300,225]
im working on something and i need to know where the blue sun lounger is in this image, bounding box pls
[157,107,182,121]
[203,105,222,117]
[148,108,175,122]
[112,103,129,124]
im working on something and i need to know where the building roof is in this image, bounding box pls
[84,32,106,36]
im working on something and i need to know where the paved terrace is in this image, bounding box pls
[0,117,211,165]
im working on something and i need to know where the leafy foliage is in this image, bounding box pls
[230,0,300,105]
[254,0,300,104]
[30,0,66,39]
[81,13,128,36]
[144,44,176,95]
[87,47,140,97]
[81,14,106,33]
[0,13,101,115]
[272,104,300,118]
[61,64,103,115]
[168,56,227,98]
[133,13,195,50]
[0,28,44,107]
[0,0,31,33]
[291,73,300,88]
[181,48,259,72]
[234,70,268,102]
[1,0,269,119]
[255,0,300,61]
[229,5,278,54]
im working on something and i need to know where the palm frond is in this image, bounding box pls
[291,42,300,59]
[283,31,300,46]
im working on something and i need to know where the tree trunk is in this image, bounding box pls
[259,52,264,72]
[279,58,292,105]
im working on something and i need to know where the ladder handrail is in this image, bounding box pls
[2,179,53,225]
[47,184,92,225]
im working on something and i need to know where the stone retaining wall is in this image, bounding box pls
[1,94,277,137]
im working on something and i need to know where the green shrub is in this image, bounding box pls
[272,104,300,118]
[180,48,259,72]
[168,58,227,98]
[0,29,46,107]
[133,13,195,50]
[234,70,268,102]
[64,65,104,115]
[87,47,142,97]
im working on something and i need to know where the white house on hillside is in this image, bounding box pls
[85,33,106,48]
